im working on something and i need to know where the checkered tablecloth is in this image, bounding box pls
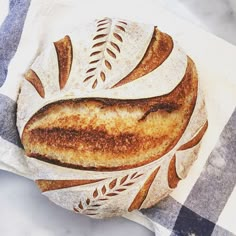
[0,1,235,235]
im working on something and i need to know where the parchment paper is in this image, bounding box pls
[0,0,235,235]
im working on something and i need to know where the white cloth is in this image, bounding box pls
[0,0,236,235]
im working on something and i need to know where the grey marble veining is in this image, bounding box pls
[161,0,236,45]
[182,0,236,45]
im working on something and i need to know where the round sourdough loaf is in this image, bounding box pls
[17,17,208,218]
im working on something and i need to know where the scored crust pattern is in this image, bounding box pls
[35,121,208,217]
[22,56,198,171]
[25,69,45,98]
[54,35,73,90]
[17,17,208,218]
[73,171,144,216]
[84,18,127,88]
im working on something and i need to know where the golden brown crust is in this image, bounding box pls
[178,121,208,151]
[54,35,73,89]
[36,179,105,192]
[17,20,208,218]
[113,28,173,87]
[22,57,198,171]
[128,167,160,211]
[168,155,181,188]
[25,69,45,98]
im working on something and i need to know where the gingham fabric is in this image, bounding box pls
[0,1,235,235]
[141,110,236,235]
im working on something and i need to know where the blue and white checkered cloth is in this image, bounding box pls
[0,1,235,235]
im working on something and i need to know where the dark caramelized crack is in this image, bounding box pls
[139,102,180,121]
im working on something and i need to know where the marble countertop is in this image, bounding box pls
[160,0,236,46]
[0,0,235,235]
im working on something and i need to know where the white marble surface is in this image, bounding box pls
[161,0,236,45]
[0,171,152,236]
[0,0,236,236]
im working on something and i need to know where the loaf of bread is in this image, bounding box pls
[17,18,208,218]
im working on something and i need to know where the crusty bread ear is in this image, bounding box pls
[22,57,198,171]
[17,18,207,218]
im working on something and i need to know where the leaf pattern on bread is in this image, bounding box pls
[17,17,208,218]
[83,18,127,88]
[73,171,143,216]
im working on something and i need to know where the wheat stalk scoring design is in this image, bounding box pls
[73,171,143,216]
[20,17,208,218]
[83,18,127,88]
